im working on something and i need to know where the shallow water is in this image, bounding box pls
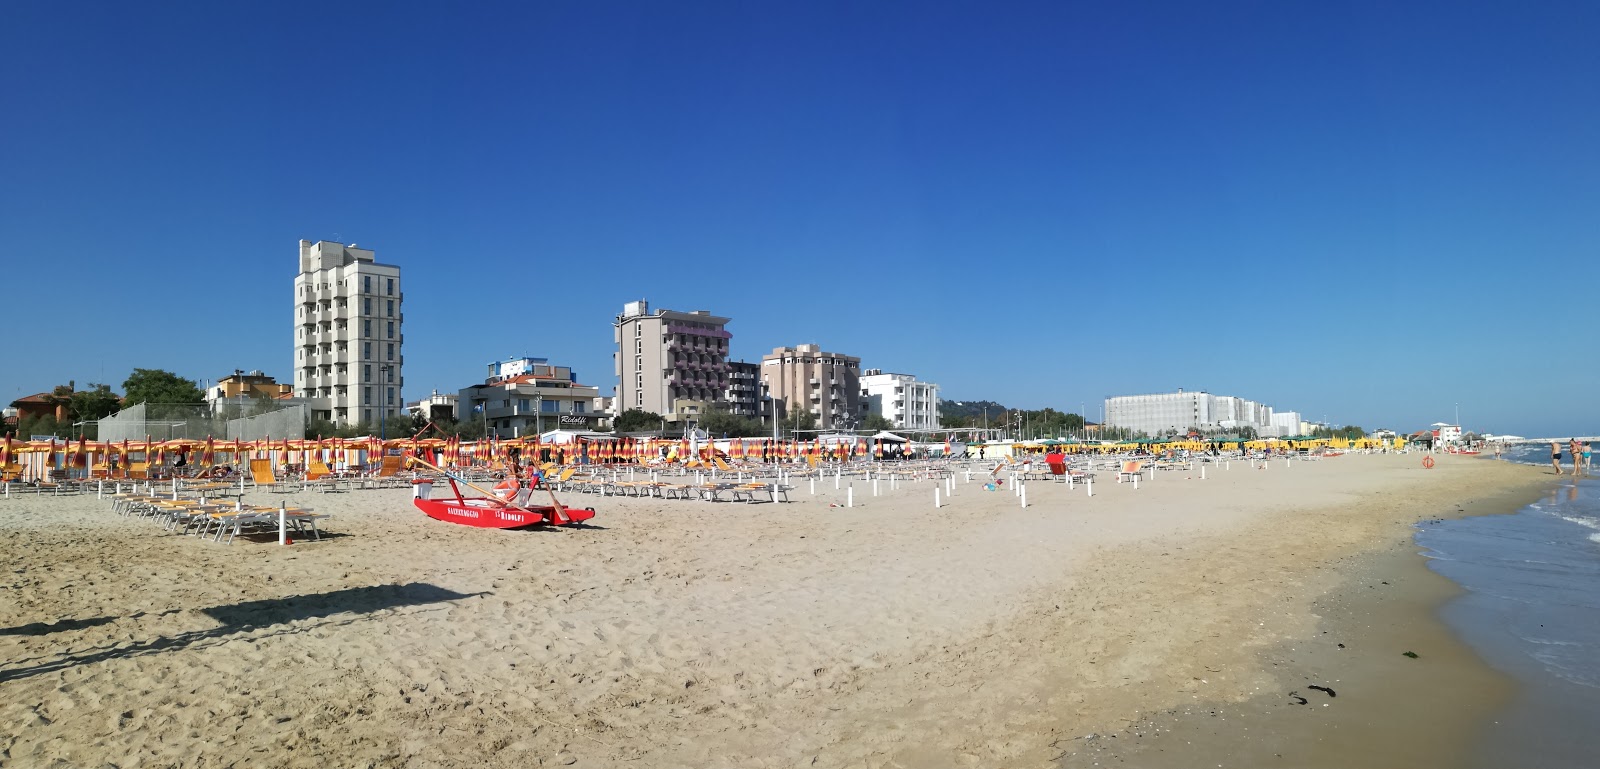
[1417,450,1598,768]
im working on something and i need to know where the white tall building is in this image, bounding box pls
[859,370,941,430]
[293,240,403,427]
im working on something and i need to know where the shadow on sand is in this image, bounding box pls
[0,583,484,684]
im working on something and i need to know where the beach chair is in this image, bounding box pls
[1048,462,1069,482]
[306,458,331,481]
[249,459,276,488]
[1116,461,1144,483]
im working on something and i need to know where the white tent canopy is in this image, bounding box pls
[871,431,910,442]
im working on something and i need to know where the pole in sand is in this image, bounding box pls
[935,487,941,508]
[809,477,815,495]
[1021,482,1027,508]
[1087,477,1093,497]
[278,500,287,546]
[847,483,854,508]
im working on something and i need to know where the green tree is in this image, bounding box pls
[67,383,123,439]
[16,413,61,439]
[862,413,894,431]
[780,404,817,433]
[697,407,764,438]
[612,409,664,433]
[122,369,205,406]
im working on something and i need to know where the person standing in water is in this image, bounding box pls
[1571,438,1584,477]
[1551,441,1563,474]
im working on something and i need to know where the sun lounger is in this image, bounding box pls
[1116,461,1145,483]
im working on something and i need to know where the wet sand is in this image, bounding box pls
[1056,482,1550,769]
[0,453,1548,768]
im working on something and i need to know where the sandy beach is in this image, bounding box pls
[0,453,1548,768]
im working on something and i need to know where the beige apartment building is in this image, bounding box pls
[612,300,731,424]
[760,344,865,431]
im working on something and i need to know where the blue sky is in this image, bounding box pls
[3,1,1597,437]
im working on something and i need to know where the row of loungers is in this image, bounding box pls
[559,476,794,503]
[109,493,329,544]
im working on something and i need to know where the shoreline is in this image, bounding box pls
[1054,469,1553,769]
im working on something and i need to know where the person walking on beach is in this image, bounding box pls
[1584,442,1593,475]
[1552,441,1563,474]
[1571,439,1584,477]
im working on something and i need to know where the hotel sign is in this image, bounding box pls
[558,415,588,425]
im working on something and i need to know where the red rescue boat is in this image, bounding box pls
[409,459,595,529]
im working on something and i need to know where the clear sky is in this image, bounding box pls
[3,1,1597,437]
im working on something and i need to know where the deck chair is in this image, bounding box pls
[1048,462,1069,482]
[377,456,402,477]
[306,458,331,481]
[249,459,276,487]
[713,456,732,472]
[1116,461,1144,483]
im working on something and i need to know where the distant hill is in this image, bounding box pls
[938,399,1009,420]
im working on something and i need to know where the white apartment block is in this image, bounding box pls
[859,370,940,430]
[293,240,403,427]
[1104,390,1300,437]
[613,300,731,423]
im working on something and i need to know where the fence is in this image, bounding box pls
[96,399,308,443]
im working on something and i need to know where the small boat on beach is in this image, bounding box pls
[409,458,596,529]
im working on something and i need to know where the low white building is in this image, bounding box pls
[406,391,458,422]
[1106,389,1303,437]
[458,357,602,438]
[859,370,940,430]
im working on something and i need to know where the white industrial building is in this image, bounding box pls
[1104,390,1303,437]
[859,370,941,430]
[293,240,403,427]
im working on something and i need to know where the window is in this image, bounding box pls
[364,386,372,402]
[634,325,641,338]
[363,364,371,382]
[386,300,394,317]
[636,392,643,406]
[364,276,372,293]
[386,343,394,361]
[574,401,586,414]
[364,409,372,423]
[541,400,557,413]
[635,355,642,371]
[387,387,394,405]
[386,321,394,338]
[386,278,394,296]
[635,339,641,354]
[363,320,371,337]
[363,342,372,358]
[363,298,372,315]
[518,398,530,411]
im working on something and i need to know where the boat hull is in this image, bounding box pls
[413,498,596,528]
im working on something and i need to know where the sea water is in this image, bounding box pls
[1416,446,1599,768]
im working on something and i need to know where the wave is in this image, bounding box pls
[1557,515,1600,532]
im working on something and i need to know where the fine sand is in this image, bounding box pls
[0,453,1548,768]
